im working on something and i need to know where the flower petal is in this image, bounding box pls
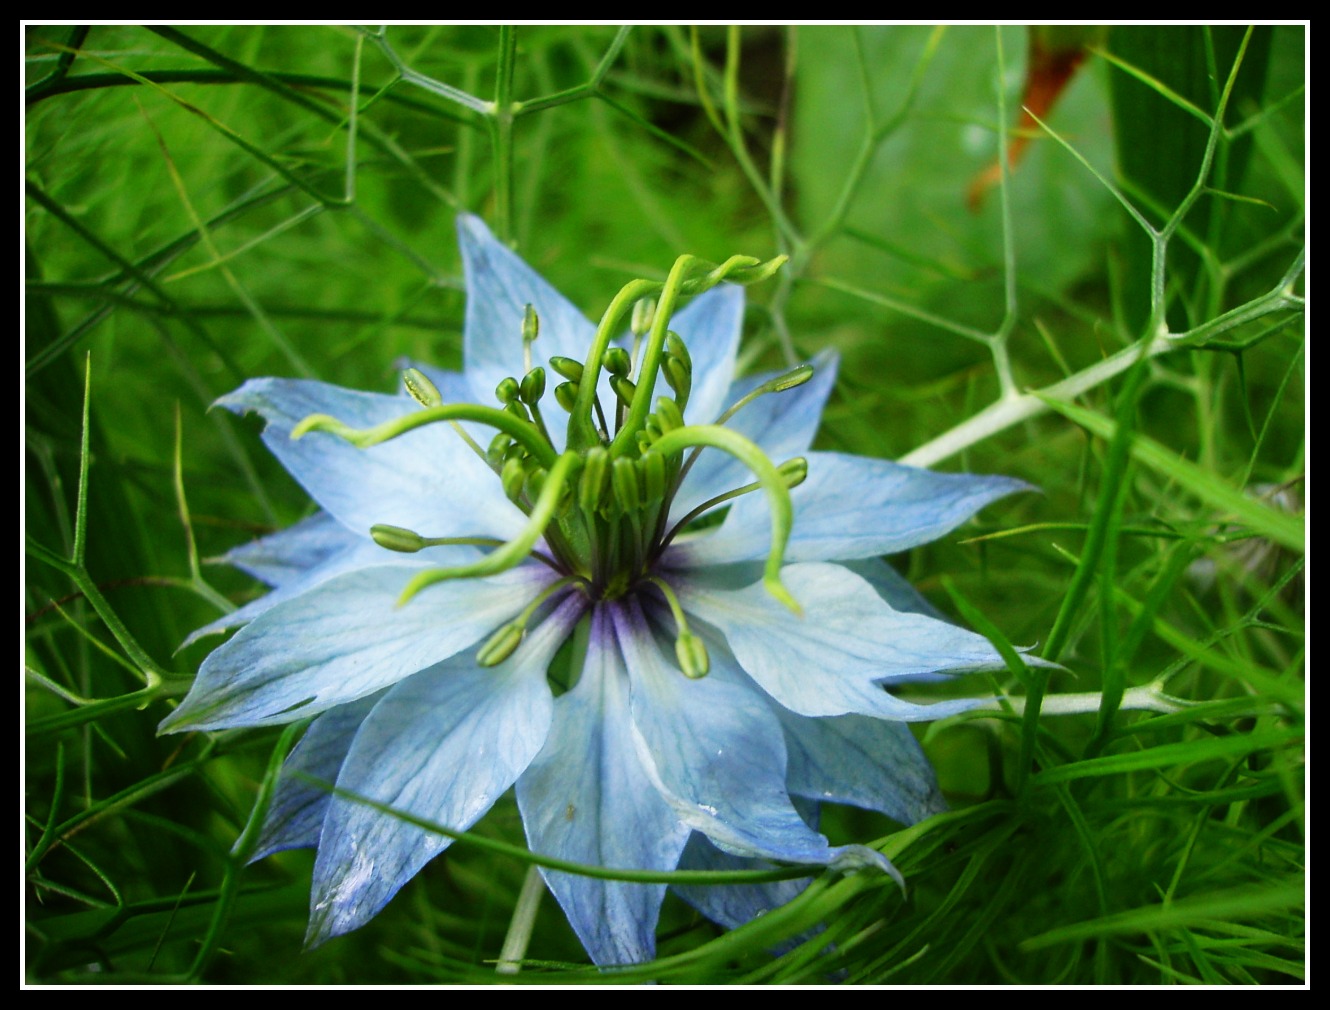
[183,536,480,649]
[251,693,381,861]
[669,351,838,521]
[305,598,579,944]
[672,452,1031,567]
[670,285,743,428]
[778,709,947,825]
[614,600,837,866]
[516,607,689,966]
[224,512,356,588]
[670,802,817,934]
[217,377,526,543]
[160,564,555,732]
[677,562,1003,720]
[457,214,598,402]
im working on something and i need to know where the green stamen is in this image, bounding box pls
[398,450,583,605]
[292,403,558,471]
[650,425,802,614]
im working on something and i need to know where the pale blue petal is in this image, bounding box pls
[160,564,555,732]
[677,562,1004,720]
[841,557,945,620]
[669,351,839,521]
[182,537,479,649]
[457,214,598,404]
[670,285,743,427]
[671,799,817,933]
[306,598,580,944]
[224,512,355,588]
[217,377,526,543]
[516,606,689,966]
[778,709,947,825]
[672,453,1031,567]
[614,600,838,866]
[251,693,380,861]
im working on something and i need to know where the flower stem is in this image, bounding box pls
[496,864,544,975]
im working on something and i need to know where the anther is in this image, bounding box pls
[640,451,666,503]
[522,303,540,344]
[403,367,443,408]
[370,523,427,553]
[550,356,584,383]
[675,631,710,679]
[612,456,641,512]
[554,381,579,413]
[631,297,655,337]
[654,396,684,433]
[520,367,546,405]
[579,446,610,513]
[477,621,525,668]
[609,374,637,409]
[501,455,527,505]
[604,347,632,377]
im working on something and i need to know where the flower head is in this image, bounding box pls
[162,216,1028,965]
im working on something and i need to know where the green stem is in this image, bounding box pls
[491,26,518,244]
[292,402,557,470]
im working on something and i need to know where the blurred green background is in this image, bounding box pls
[25,25,1304,984]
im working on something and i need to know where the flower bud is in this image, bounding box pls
[495,376,520,405]
[522,303,540,344]
[665,331,691,371]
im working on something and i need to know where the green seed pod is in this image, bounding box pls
[550,356,584,382]
[520,366,546,405]
[604,346,632,377]
[403,367,443,408]
[370,523,426,553]
[554,380,580,413]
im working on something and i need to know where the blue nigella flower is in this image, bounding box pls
[161,215,1028,966]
